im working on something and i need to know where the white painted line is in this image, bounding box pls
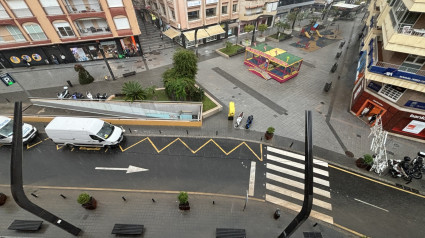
[266,173,331,198]
[266,194,334,224]
[268,154,329,177]
[267,164,330,187]
[266,183,332,210]
[267,147,328,168]
[354,198,389,212]
[248,161,256,196]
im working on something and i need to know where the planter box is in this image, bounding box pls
[242,40,251,47]
[257,36,266,42]
[266,33,293,43]
[215,44,246,59]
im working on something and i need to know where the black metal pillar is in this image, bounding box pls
[10,102,82,236]
[98,43,116,80]
[278,110,313,238]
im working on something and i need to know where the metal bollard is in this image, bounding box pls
[66,80,73,87]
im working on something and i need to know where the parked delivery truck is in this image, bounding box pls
[45,117,124,148]
[0,116,38,145]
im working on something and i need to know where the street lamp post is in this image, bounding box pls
[251,15,273,46]
[98,43,115,80]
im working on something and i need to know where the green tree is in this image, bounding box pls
[287,12,297,29]
[74,64,94,85]
[178,192,188,205]
[77,193,90,204]
[121,81,147,102]
[164,76,195,101]
[258,24,268,37]
[244,24,255,42]
[172,49,198,79]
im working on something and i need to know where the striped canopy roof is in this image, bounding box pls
[246,43,303,67]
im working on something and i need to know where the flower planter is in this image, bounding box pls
[257,36,266,42]
[355,158,367,169]
[265,132,274,140]
[0,193,7,206]
[82,197,97,210]
[179,202,190,211]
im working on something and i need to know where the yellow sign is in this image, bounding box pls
[21,55,31,62]
[32,53,42,61]
[10,56,20,64]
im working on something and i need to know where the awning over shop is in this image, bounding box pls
[367,71,425,93]
[183,29,209,41]
[163,27,181,39]
[205,25,226,36]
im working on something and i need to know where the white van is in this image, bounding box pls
[45,117,124,148]
[0,116,38,144]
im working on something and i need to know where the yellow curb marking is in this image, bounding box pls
[26,138,44,149]
[329,164,425,199]
[79,147,101,151]
[56,145,65,150]
[120,137,262,161]
[105,147,109,153]
[333,223,367,237]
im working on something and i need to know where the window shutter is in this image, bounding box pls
[107,0,123,7]
[114,17,130,30]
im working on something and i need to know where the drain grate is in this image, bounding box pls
[345,151,354,157]
[303,232,323,238]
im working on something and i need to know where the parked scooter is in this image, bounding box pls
[86,92,94,100]
[245,115,254,129]
[71,92,84,99]
[57,86,70,99]
[96,93,108,100]
[235,112,244,128]
[388,157,411,181]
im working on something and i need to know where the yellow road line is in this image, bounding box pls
[329,164,425,198]
[333,223,366,237]
[0,184,264,202]
[26,139,44,149]
[119,137,262,161]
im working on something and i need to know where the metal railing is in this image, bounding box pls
[374,61,425,76]
[396,25,425,37]
[65,3,102,13]
[43,6,63,15]
[77,27,110,36]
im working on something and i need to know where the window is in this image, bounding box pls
[232,4,237,12]
[188,10,199,21]
[113,17,130,29]
[169,8,175,19]
[399,54,425,73]
[222,5,227,15]
[378,84,406,102]
[23,24,47,41]
[40,0,63,15]
[0,4,10,19]
[107,0,123,7]
[206,7,216,17]
[0,25,25,43]
[53,22,75,37]
[160,4,166,15]
[6,0,32,17]
[6,25,25,41]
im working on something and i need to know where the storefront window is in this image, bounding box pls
[70,47,92,62]
[100,41,117,58]
[206,35,217,42]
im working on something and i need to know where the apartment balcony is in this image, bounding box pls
[365,39,425,89]
[399,0,425,12]
[382,12,425,56]
[74,19,110,36]
[64,1,102,14]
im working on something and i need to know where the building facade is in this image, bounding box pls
[143,0,283,48]
[275,0,315,23]
[351,0,425,141]
[0,0,141,68]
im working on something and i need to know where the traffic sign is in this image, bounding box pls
[0,73,15,86]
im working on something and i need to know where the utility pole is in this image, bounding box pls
[279,110,313,238]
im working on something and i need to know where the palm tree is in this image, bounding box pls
[121,81,147,102]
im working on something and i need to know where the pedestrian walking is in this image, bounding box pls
[60,54,68,64]
[22,57,30,67]
[51,55,59,64]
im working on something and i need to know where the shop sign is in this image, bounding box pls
[187,0,201,7]
[10,56,20,64]
[0,73,15,86]
[405,101,425,111]
[367,81,382,92]
[409,114,425,121]
[206,0,218,4]
[32,54,42,61]
[21,55,31,62]
[403,120,425,134]
[369,66,425,85]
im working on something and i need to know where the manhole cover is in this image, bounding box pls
[345,151,354,157]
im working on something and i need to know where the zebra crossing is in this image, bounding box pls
[265,146,333,224]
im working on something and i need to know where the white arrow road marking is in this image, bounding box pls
[354,198,389,212]
[248,161,256,196]
[95,165,149,174]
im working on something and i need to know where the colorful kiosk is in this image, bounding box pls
[244,43,303,83]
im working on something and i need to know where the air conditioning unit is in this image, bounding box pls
[177,23,181,29]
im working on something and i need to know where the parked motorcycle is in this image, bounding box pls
[245,115,254,129]
[71,92,84,99]
[86,92,94,100]
[388,157,411,181]
[96,93,108,100]
[234,112,244,128]
[57,86,70,99]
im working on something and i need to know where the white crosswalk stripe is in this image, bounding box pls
[265,146,333,224]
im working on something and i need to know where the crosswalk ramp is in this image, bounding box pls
[265,146,333,224]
